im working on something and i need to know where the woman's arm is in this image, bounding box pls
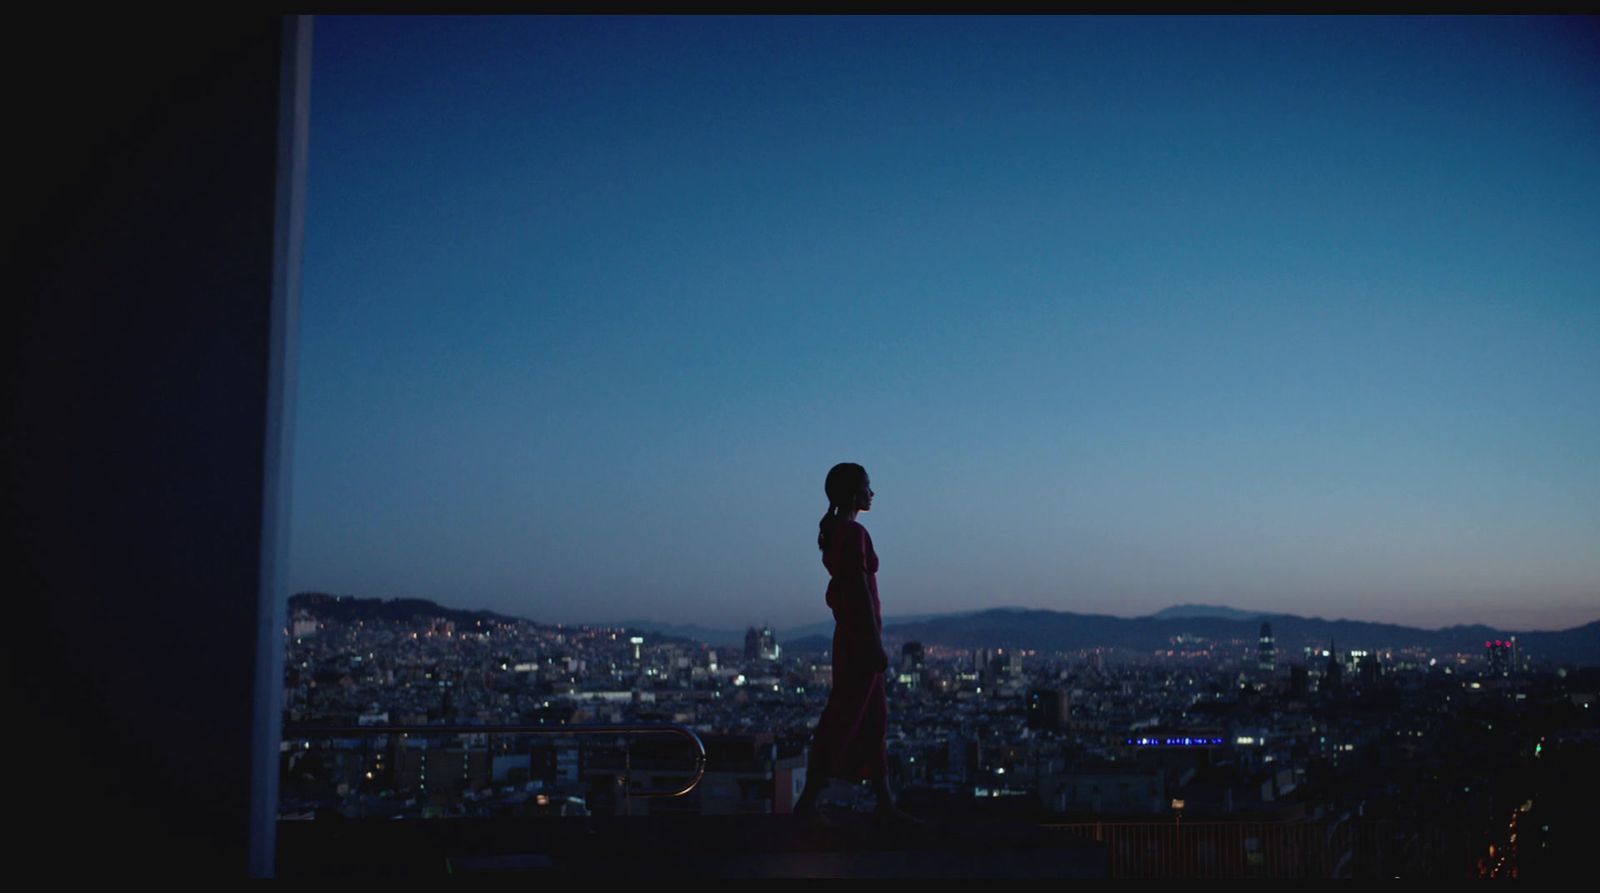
[853,570,888,674]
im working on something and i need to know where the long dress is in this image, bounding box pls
[811,517,888,782]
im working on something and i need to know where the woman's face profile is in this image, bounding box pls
[858,476,874,512]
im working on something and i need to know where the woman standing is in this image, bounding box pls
[792,462,914,822]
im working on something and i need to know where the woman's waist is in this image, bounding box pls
[825,572,876,588]
[825,575,878,591]
[825,589,881,611]
[825,602,884,629]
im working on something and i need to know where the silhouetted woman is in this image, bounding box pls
[793,463,914,822]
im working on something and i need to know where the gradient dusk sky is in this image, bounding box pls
[286,16,1600,632]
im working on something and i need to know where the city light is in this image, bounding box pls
[280,587,1588,876]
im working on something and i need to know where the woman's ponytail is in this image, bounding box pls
[817,504,838,553]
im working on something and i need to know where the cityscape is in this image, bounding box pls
[274,16,1600,878]
[17,12,1597,881]
[280,591,1598,878]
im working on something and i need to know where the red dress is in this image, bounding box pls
[812,518,888,781]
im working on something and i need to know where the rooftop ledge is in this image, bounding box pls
[277,812,1108,879]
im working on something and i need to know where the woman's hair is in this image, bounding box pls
[818,462,868,553]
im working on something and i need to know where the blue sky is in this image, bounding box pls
[287,16,1600,632]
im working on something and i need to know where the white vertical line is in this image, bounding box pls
[250,13,312,879]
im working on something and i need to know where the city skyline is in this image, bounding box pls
[288,588,1599,638]
[288,16,1600,632]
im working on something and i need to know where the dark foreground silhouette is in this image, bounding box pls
[795,463,919,824]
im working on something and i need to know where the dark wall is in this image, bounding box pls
[8,14,289,874]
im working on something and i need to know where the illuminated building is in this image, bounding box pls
[1486,639,1514,676]
[898,641,925,690]
[394,740,492,803]
[291,608,319,639]
[744,625,779,661]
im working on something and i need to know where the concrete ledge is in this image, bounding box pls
[278,813,1108,878]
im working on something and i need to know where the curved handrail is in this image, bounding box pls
[284,722,707,799]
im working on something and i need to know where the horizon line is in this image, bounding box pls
[289,590,1599,635]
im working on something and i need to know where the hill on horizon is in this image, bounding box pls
[1148,604,1268,622]
[291,592,1599,665]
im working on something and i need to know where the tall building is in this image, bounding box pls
[1323,640,1343,694]
[744,625,779,662]
[1357,650,1381,688]
[901,641,925,672]
[1257,622,1276,674]
[897,641,925,689]
[981,649,1024,681]
[1027,688,1070,731]
[973,648,993,684]
[1287,664,1309,699]
[291,609,318,639]
[1486,639,1514,676]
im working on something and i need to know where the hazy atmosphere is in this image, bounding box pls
[288,16,1600,632]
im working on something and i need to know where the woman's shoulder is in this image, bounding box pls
[836,518,872,546]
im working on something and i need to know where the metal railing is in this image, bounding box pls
[283,722,708,803]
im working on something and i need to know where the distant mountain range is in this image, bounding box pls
[605,608,1024,650]
[866,608,1599,666]
[290,593,1600,666]
[292,592,522,628]
[1149,604,1270,622]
